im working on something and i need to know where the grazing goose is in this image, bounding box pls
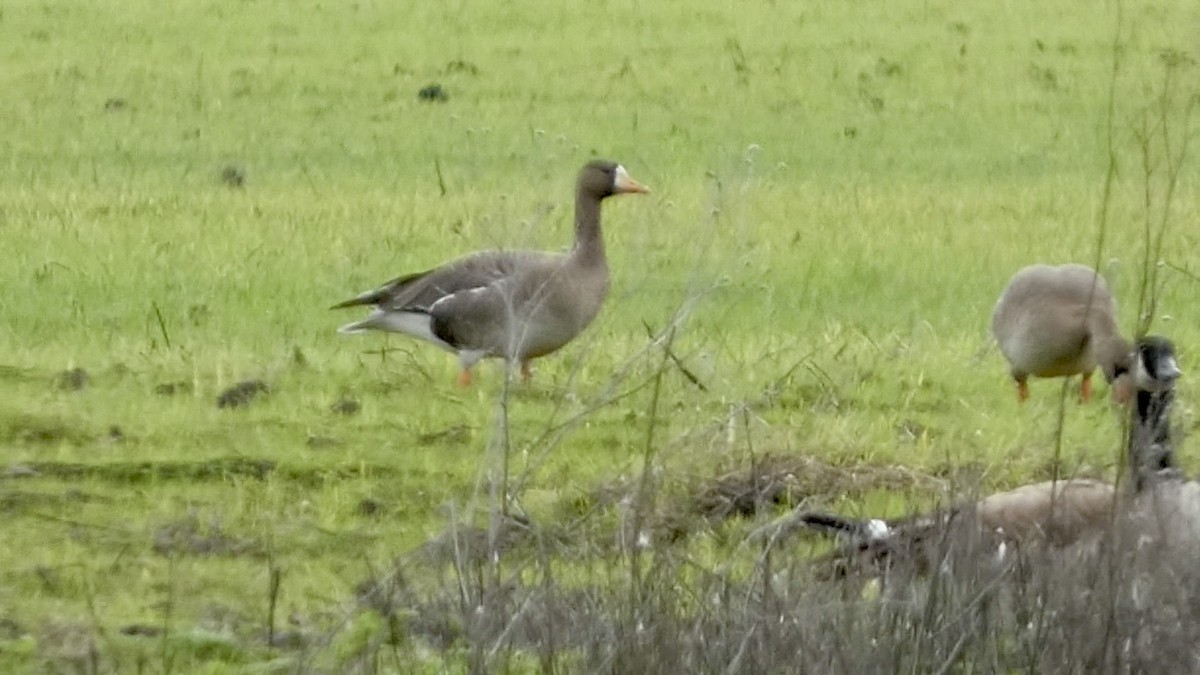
[332,160,650,386]
[991,263,1132,403]
[784,336,1182,571]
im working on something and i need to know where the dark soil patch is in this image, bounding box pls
[330,395,360,416]
[357,498,385,518]
[154,381,193,396]
[216,380,268,409]
[119,624,162,638]
[418,83,448,102]
[54,367,90,391]
[220,163,246,187]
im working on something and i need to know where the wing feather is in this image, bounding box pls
[331,250,558,313]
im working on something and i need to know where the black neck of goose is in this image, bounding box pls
[573,191,605,265]
[1130,387,1178,491]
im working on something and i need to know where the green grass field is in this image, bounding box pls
[2,0,1199,670]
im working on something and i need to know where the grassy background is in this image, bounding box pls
[1,0,1198,669]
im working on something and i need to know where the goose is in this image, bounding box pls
[782,336,1183,572]
[332,160,650,386]
[969,336,1182,544]
[991,263,1133,403]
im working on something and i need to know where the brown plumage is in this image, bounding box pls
[973,478,1115,546]
[977,338,1182,547]
[991,263,1132,403]
[788,337,1185,574]
[332,160,650,385]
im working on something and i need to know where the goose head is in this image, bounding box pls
[1134,335,1182,392]
[579,160,651,199]
[1112,336,1181,404]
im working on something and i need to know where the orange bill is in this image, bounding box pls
[614,165,651,194]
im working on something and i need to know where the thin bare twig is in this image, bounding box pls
[642,319,708,391]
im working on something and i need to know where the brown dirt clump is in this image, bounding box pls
[54,368,90,391]
[216,380,269,409]
[330,395,360,416]
[220,163,246,187]
[154,381,193,396]
[692,453,943,523]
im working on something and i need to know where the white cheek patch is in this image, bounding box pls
[1136,353,1182,391]
[1135,357,1149,388]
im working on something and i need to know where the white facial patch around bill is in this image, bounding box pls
[613,164,631,190]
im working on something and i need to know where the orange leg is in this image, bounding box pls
[457,369,473,388]
[520,360,533,383]
[1079,372,1093,403]
[1017,379,1030,403]
[1113,374,1133,406]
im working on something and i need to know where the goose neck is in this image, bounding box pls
[572,191,605,265]
[1130,388,1178,490]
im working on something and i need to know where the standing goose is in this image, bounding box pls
[991,263,1132,403]
[332,160,649,386]
[782,336,1182,571]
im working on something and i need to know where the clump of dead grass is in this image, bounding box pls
[689,452,945,522]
